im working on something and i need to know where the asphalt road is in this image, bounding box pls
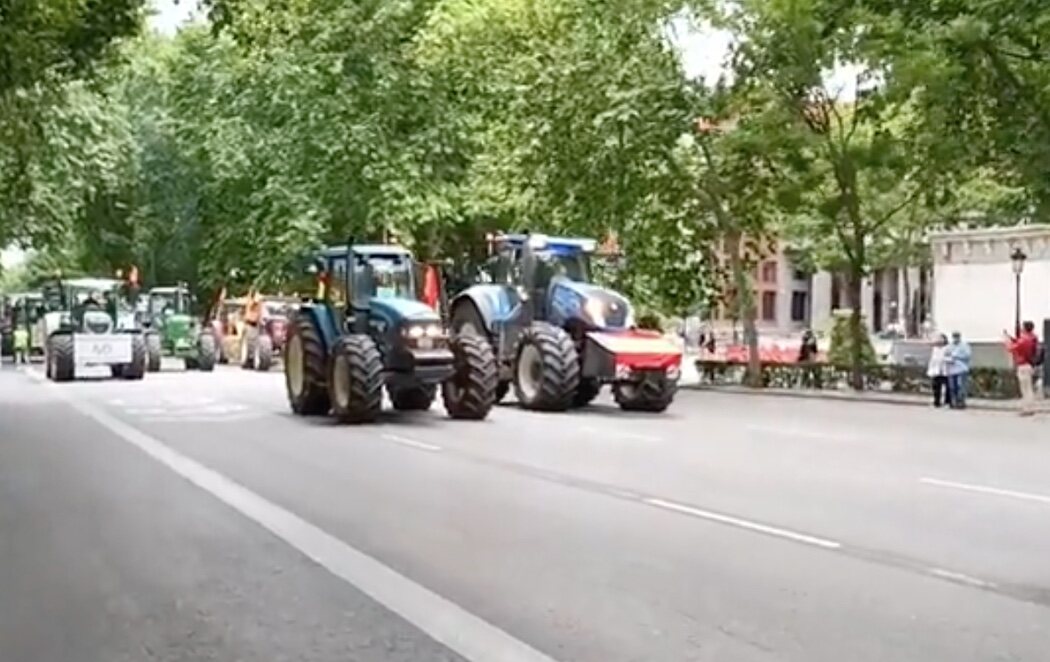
[2,360,1049,662]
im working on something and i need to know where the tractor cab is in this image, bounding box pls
[148,286,193,319]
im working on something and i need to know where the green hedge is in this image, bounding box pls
[696,360,1021,400]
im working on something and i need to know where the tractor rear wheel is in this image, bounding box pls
[389,384,436,411]
[49,334,75,382]
[328,334,383,424]
[254,334,274,371]
[285,315,330,416]
[613,379,675,413]
[443,334,497,420]
[197,333,217,372]
[572,378,602,408]
[145,332,162,372]
[121,334,146,380]
[512,323,579,412]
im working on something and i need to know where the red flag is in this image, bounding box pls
[422,264,440,310]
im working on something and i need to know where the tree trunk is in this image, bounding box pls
[728,231,761,387]
[902,266,913,337]
[846,267,865,391]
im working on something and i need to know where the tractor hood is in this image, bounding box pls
[550,279,632,330]
[368,297,440,326]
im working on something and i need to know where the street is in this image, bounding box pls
[1,364,1048,662]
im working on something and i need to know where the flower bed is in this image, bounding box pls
[695,360,1021,400]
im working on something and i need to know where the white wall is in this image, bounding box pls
[934,260,1050,341]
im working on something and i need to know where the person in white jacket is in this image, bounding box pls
[927,333,949,408]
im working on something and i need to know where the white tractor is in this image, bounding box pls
[38,277,147,381]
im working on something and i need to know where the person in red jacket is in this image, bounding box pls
[1004,321,1040,416]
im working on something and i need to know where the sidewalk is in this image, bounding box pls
[680,383,1034,412]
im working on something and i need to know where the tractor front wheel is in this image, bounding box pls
[285,315,329,416]
[328,335,383,424]
[443,334,497,420]
[121,335,146,381]
[49,334,75,382]
[254,334,274,371]
[512,323,579,412]
[613,379,676,413]
[389,384,436,411]
[145,332,162,372]
[197,333,217,372]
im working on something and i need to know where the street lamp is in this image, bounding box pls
[1010,246,1027,335]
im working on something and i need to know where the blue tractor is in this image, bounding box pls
[449,233,682,412]
[283,240,498,424]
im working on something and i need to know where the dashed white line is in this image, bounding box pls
[929,568,997,589]
[382,434,442,452]
[644,498,843,549]
[920,478,1050,506]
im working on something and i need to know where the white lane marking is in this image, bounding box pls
[929,568,997,589]
[644,498,842,550]
[36,377,558,662]
[920,478,1050,506]
[381,434,442,453]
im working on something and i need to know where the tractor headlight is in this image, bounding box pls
[402,323,446,347]
[583,299,606,327]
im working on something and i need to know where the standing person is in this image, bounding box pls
[927,334,949,408]
[945,331,972,409]
[13,324,29,365]
[1004,321,1040,417]
[797,329,819,362]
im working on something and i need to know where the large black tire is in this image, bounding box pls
[613,379,676,413]
[389,384,436,411]
[145,332,162,372]
[572,378,602,408]
[121,334,146,380]
[49,334,75,382]
[254,334,274,371]
[327,334,383,424]
[285,315,330,416]
[240,326,257,370]
[442,334,497,420]
[512,323,579,412]
[197,333,217,372]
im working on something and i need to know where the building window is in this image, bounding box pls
[760,260,778,284]
[761,291,777,321]
[791,291,807,322]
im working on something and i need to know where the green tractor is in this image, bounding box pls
[284,240,498,424]
[143,285,218,372]
[38,277,147,381]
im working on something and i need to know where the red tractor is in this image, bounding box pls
[238,296,298,371]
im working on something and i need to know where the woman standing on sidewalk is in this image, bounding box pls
[927,334,949,408]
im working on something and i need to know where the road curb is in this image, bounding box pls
[681,384,1024,412]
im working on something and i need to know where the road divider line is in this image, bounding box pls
[920,477,1050,506]
[929,568,998,589]
[381,434,442,452]
[643,498,842,550]
[38,378,558,662]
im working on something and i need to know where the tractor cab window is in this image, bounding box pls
[532,250,590,288]
[327,256,349,306]
[150,292,185,316]
[352,254,415,301]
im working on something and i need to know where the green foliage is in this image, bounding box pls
[827,311,877,367]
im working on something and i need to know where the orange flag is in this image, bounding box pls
[422,264,440,310]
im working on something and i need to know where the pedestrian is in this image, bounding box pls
[13,325,29,365]
[1004,321,1040,417]
[797,329,819,363]
[945,331,972,409]
[927,333,949,408]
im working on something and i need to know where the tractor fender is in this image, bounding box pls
[297,303,340,355]
[450,285,516,335]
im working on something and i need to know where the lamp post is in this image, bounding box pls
[1010,247,1027,335]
